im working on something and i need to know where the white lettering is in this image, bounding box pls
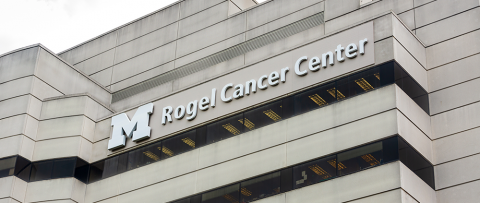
[221,83,233,102]
[174,105,185,119]
[335,44,345,62]
[322,51,334,68]
[295,56,308,76]
[268,71,280,86]
[199,97,210,111]
[233,84,244,99]
[281,67,289,83]
[359,38,368,55]
[345,43,358,59]
[245,79,257,95]
[211,88,216,107]
[258,75,268,90]
[162,106,173,125]
[186,100,198,121]
[309,57,321,71]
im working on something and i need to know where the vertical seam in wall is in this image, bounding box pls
[109,31,120,90]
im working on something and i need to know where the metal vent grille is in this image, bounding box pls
[112,12,324,102]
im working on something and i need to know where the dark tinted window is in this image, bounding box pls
[243,101,283,132]
[398,138,435,188]
[128,141,162,170]
[240,172,281,202]
[206,114,244,145]
[293,155,336,189]
[394,62,429,114]
[337,142,383,176]
[30,160,54,181]
[162,130,197,159]
[202,184,239,203]
[75,158,89,183]
[294,82,336,115]
[88,160,104,183]
[15,156,31,182]
[102,156,119,178]
[0,157,16,178]
[52,158,76,179]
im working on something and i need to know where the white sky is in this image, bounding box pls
[0,0,267,55]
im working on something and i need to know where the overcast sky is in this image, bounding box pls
[0,0,266,55]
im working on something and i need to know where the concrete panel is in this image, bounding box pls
[324,0,359,21]
[58,45,84,66]
[287,110,397,166]
[374,14,393,42]
[90,67,112,87]
[231,0,257,10]
[27,95,42,120]
[35,48,111,104]
[397,111,433,163]
[114,23,178,64]
[117,149,199,194]
[90,139,109,163]
[0,115,27,139]
[111,42,176,84]
[426,24,480,69]
[25,178,76,203]
[286,162,401,202]
[414,0,434,7]
[246,2,324,40]
[394,40,428,91]
[32,136,83,161]
[10,177,26,203]
[395,85,431,137]
[36,116,85,140]
[117,4,180,45]
[375,37,395,64]
[196,145,286,193]
[172,55,245,91]
[247,0,321,30]
[0,77,33,101]
[116,173,196,203]
[434,128,480,164]
[349,189,403,203]
[436,180,480,203]
[40,97,86,120]
[252,193,285,203]
[74,48,115,75]
[85,175,120,203]
[228,1,242,16]
[0,198,20,203]
[176,13,246,58]
[435,153,480,189]
[401,190,420,203]
[110,62,174,92]
[0,177,14,199]
[414,0,479,28]
[96,197,117,203]
[19,136,34,161]
[179,0,224,19]
[24,115,38,140]
[392,16,427,68]
[31,77,63,100]
[400,162,437,203]
[71,179,86,203]
[325,0,413,33]
[429,78,480,115]
[416,7,480,46]
[82,31,118,62]
[431,101,480,139]
[94,119,112,143]
[397,10,416,30]
[198,117,287,169]
[0,47,38,84]
[178,2,229,38]
[0,95,30,120]
[174,34,245,68]
[245,25,325,64]
[110,81,173,112]
[428,54,480,92]
[287,85,396,142]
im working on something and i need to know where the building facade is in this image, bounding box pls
[1,0,480,202]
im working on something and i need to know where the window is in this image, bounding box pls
[243,101,284,132]
[201,184,239,203]
[207,114,244,145]
[162,130,197,159]
[398,138,435,188]
[0,157,16,178]
[128,141,162,170]
[294,82,336,115]
[337,142,383,176]
[30,160,54,181]
[293,155,336,189]
[14,156,31,182]
[74,158,89,183]
[51,158,76,179]
[240,172,281,202]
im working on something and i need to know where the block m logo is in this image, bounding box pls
[108,103,154,150]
